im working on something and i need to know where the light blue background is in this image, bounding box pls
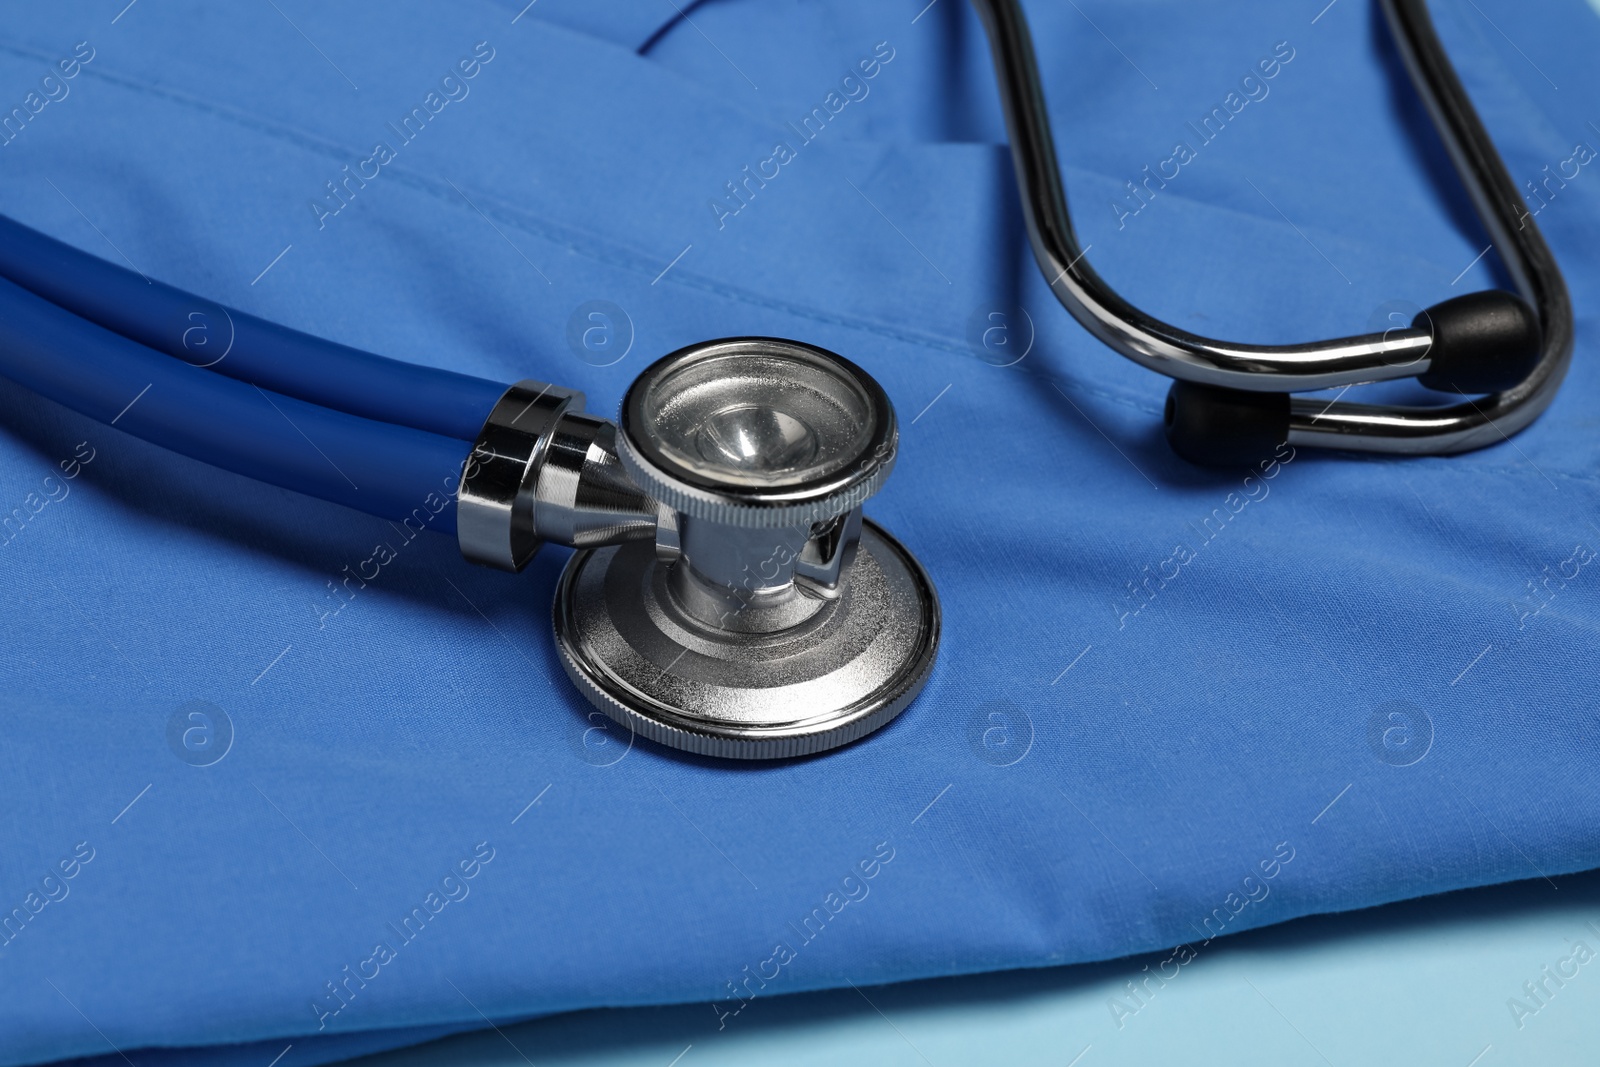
[0,0,1596,1064]
[352,870,1600,1067]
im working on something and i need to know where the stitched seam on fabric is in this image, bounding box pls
[0,41,1458,372]
[0,40,1170,416]
[0,35,1586,483]
[1358,456,1600,485]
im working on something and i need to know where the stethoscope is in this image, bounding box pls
[978,0,1572,465]
[0,0,1570,758]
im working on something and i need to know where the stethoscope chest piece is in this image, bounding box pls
[551,338,939,759]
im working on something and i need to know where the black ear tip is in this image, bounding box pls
[1415,290,1540,395]
[1163,381,1290,467]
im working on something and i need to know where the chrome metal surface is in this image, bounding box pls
[618,338,896,528]
[458,380,655,572]
[792,508,864,600]
[530,410,658,549]
[457,380,582,572]
[617,338,893,649]
[471,342,936,758]
[553,519,940,760]
[1282,0,1573,453]
[972,0,1571,453]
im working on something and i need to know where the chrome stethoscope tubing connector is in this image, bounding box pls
[458,338,939,759]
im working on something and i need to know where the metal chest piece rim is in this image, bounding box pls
[552,518,940,760]
[553,336,939,760]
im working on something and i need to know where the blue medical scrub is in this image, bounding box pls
[0,1,1596,1064]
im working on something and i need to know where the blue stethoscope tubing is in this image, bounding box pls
[0,0,1573,519]
[0,215,506,443]
[0,217,510,531]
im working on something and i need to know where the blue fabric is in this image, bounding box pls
[1,1,1597,1064]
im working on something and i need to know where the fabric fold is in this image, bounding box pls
[0,1,1596,1065]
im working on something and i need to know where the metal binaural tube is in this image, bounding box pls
[971,0,1572,454]
[969,0,1436,392]
[1283,0,1572,454]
